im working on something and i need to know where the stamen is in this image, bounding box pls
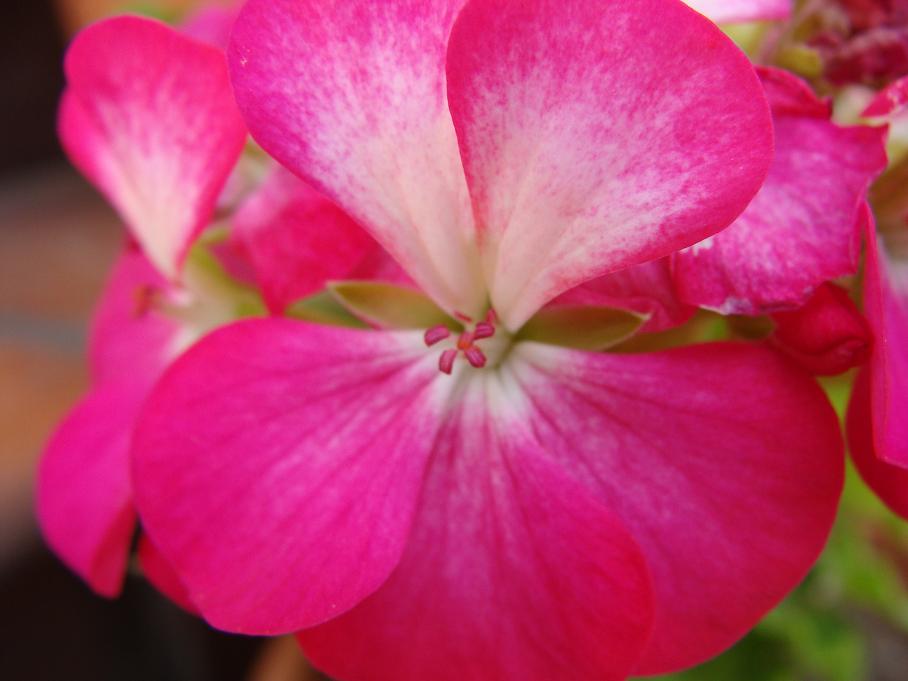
[473,321,495,340]
[456,332,474,350]
[464,346,487,369]
[454,311,473,323]
[424,325,451,347]
[133,285,160,318]
[439,349,458,375]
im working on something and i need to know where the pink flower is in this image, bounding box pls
[127,2,845,680]
[683,0,792,24]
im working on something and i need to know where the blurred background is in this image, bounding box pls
[1,1,907,680]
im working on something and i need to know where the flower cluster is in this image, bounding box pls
[37,1,908,680]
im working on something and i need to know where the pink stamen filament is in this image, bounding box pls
[430,310,498,374]
[464,346,487,368]
[439,349,458,375]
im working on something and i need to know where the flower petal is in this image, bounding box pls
[550,259,694,333]
[60,16,247,279]
[181,4,239,49]
[138,535,198,613]
[770,282,870,375]
[509,341,843,673]
[673,68,887,314]
[446,0,773,329]
[132,320,446,634]
[299,373,653,681]
[231,167,406,314]
[89,246,181,385]
[848,369,908,519]
[228,0,484,318]
[862,220,908,467]
[683,0,791,24]
[37,383,145,597]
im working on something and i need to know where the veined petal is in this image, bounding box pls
[300,372,653,681]
[674,68,887,315]
[848,370,908,519]
[60,16,247,280]
[132,320,446,634]
[89,246,181,385]
[231,167,401,314]
[37,382,145,597]
[228,0,484,318]
[863,221,908,467]
[508,341,843,673]
[446,0,773,329]
[683,0,791,24]
[550,259,694,333]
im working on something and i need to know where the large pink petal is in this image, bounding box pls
[231,167,406,313]
[674,68,887,314]
[37,382,146,597]
[683,0,791,23]
[181,3,239,49]
[300,376,653,681]
[551,258,694,333]
[508,341,843,673]
[89,245,180,385]
[132,320,446,634]
[863,222,908,467]
[60,16,247,279]
[848,369,908,519]
[138,536,198,614]
[446,0,773,329]
[229,0,484,318]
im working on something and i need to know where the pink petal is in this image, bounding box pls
[89,245,180,385]
[228,0,485,318]
[848,369,908,519]
[181,4,239,49]
[37,383,145,597]
[770,282,870,375]
[550,258,694,333]
[60,16,247,280]
[508,341,843,673]
[299,379,653,681]
[862,220,908,467]
[674,68,887,315]
[231,167,405,313]
[446,0,774,329]
[132,320,445,634]
[683,0,791,23]
[138,536,198,614]
[863,74,908,118]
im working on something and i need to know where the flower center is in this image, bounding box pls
[424,310,503,375]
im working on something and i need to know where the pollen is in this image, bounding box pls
[426,310,497,375]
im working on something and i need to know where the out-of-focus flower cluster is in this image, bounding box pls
[37,1,908,680]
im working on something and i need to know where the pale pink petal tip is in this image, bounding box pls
[60,16,247,280]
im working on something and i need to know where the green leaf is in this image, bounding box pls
[516,306,645,350]
[328,282,456,330]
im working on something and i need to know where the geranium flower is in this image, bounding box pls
[128,1,846,680]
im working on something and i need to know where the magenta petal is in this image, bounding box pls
[684,0,791,23]
[551,258,694,333]
[508,341,843,673]
[862,221,908,467]
[770,283,870,376]
[37,383,146,597]
[848,369,908,519]
[60,16,247,279]
[229,0,484,317]
[231,167,400,313]
[138,536,197,614]
[89,246,180,385]
[132,320,444,634]
[299,381,654,681]
[181,4,239,50]
[674,68,887,315]
[446,0,773,328]
[863,74,908,118]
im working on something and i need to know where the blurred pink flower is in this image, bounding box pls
[127,2,845,680]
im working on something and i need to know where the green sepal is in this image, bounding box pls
[327,281,457,330]
[285,291,369,328]
[517,306,646,351]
